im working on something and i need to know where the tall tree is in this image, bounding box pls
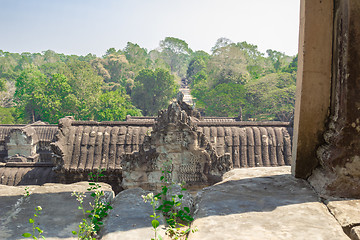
[211,37,233,54]
[38,73,77,123]
[245,72,296,121]
[187,56,207,85]
[123,42,149,72]
[202,83,246,117]
[208,44,250,87]
[14,68,46,122]
[159,37,192,77]
[65,60,103,120]
[95,88,142,121]
[131,68,178,116]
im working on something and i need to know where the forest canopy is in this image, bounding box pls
[0,37,297,124]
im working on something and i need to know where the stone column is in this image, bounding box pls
[292,0,333,178]
[310,0,360,198]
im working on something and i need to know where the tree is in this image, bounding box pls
[207,44,250,87]
[65,60,103,120]
[190,77,209,112]
[104,48,118,57]
[39,73,79,123]
[14,68,46,122]
[245,73,296,120]
[95,88,141,121]
[190,50,210,60]
[160,37,192,55]
[92,53,131,84]
[148,50,171,70]
[159,37,192,77]
[202,83,246,117]
[211,37,233,54]
[187,56,207,85]
[15,61,103,123]
[123,42,149,71]
[266,49,292,73]
[236,41,264,61]
[131,68,178,116]
[0,107,15,124]
[283,54,298,73]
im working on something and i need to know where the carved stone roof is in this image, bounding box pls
[202,117,239,122]
[0,101,293,187]
[52,102,292,175]
[0,165,58,185]
[125,116,156,123]
[52,122,291,172]
[52,117,153,172]
[197,125,292,167]
[0,124,58,143]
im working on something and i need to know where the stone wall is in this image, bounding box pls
[308,0,360,198]
[0,123,57,163]
[0,99,293,191]
[293,0,360,198]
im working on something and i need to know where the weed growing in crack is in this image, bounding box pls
[72,169,112,240]
[143,160,198,240]
[142,192,163,240]
[22,206,46,239]
[24,186,31,197]
[21,170,112,240]
[22,187,46,240]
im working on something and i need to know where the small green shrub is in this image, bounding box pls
[72,169,113,240]
[22,187,46,240]
[143,161,197,240]
[142,192,163,240]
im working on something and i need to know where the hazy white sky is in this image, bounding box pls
[0,0,300,57]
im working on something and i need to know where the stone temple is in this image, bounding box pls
[2,1,360,239]
[0,93,292,192]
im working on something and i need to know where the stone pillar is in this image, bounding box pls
[292,0,334,178]
[310,0,360,198]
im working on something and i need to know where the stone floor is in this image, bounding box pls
[1,167,359,240]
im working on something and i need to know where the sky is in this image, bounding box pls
[0,0,300,57]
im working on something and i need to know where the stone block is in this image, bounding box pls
[326,199,360,228]
[350,226,360,240]
[0,182,114,240]
[188,167,348,240]
[100,188,167,240]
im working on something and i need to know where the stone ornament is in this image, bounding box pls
[121,97,233,190]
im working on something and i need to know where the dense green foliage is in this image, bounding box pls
[132,68,177,116]
[189,40,297,121]
[0,37,297,124]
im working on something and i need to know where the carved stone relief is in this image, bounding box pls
[121,95,232,190]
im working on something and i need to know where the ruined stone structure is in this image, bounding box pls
[121,95,233,190]
[293,0,360,198]
[121,94,292,190]
[0,97,292,191]
[0,122,58,185]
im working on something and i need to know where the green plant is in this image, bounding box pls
[72,169,112,240]
[22,186,46,239]
[71,191,95,240]
[146,162,197,240]
[142,192,163,240]
[24,186,31,197]
[21,189,45,240]
[22,206,46,239]
[87,170,113,232]
[22,206,46,240]
[155,183,195,239]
